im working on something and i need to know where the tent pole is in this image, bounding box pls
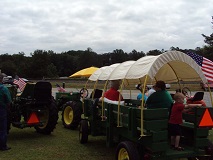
[140,75,148,136]
[101,80,108,121]
[82,79,89,114]
[117,79,124,127]
[206,83,213,107]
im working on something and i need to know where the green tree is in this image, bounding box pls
[46,63,58,78]
[30,50,52,78]
[202,16,213,47]
[201,16,213,60]
[129,50,145,60]
[0,60,16,76]
[111,49,128,63]
[12,52,29,77]
[146,49,162,56]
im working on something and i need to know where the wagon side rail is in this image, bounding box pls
[105,103,169,153]
[182,107,213,151]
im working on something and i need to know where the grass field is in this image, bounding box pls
[1,112,115,160]
[1,111,213,160]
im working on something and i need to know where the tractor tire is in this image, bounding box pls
[35,98,58,134]
[79,120,89,144]
[116,141,140,160]
[62,101,82,129]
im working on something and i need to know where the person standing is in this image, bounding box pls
[168,92,191,151]
[0,73,12,151]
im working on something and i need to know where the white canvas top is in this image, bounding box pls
[88,63,120,81]
[89,51,208,83]
[125,51,207,83]
[88,66,107,81]
[98,63,120,80]
[108,61,136,80]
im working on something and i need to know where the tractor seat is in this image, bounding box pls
[34,81,52,104]
[90,89,103,99]
[188,92,204,102]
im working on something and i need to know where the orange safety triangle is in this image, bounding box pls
[27,112,40,124]
[199,109,213,127]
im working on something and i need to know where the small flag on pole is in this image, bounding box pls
[56,83,66,92]
[13,77,26,92]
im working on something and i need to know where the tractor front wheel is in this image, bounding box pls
[116,141,140,160]
[62,101,82,129]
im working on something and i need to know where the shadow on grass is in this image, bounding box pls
[8,128,55,141]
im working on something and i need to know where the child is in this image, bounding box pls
[136,84,148,102]
[168,92,190,151]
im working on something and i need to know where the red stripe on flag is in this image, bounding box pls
[202,57,213,82]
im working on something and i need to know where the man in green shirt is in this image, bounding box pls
[0,73,12,151]
[146,80,173,110]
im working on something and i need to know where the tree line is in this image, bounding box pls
[0,46,211,79]
[1,18,213,79]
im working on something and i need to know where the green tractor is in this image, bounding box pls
[55,88,90,129]
[6,81,58,134]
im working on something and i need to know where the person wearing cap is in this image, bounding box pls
[146,80,173,110]
[0,73,12,151]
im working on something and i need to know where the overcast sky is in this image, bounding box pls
[0,0,212,56]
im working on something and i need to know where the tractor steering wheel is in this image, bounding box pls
[182,87,191,98]
[80,88,88,98]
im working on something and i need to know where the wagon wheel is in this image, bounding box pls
[80,88,88,98]
[79,120,89,144]
[116,141,140,160]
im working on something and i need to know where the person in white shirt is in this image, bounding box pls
[147,85,156,97]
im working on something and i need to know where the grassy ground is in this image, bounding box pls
[1,112,213,160]
[1,112,115,160]
[1,80,210,159]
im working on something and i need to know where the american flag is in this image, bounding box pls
[13,78,26,91]
[56,83,66,92]
[186,52,213,82]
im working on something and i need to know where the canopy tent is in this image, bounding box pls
[89,63,120,81]
[107,61,136,80]
[88,66,108,81]
[69,67,99,78]
[124,51,207,83]
[89,51,207,84]
[98,63,120,80]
